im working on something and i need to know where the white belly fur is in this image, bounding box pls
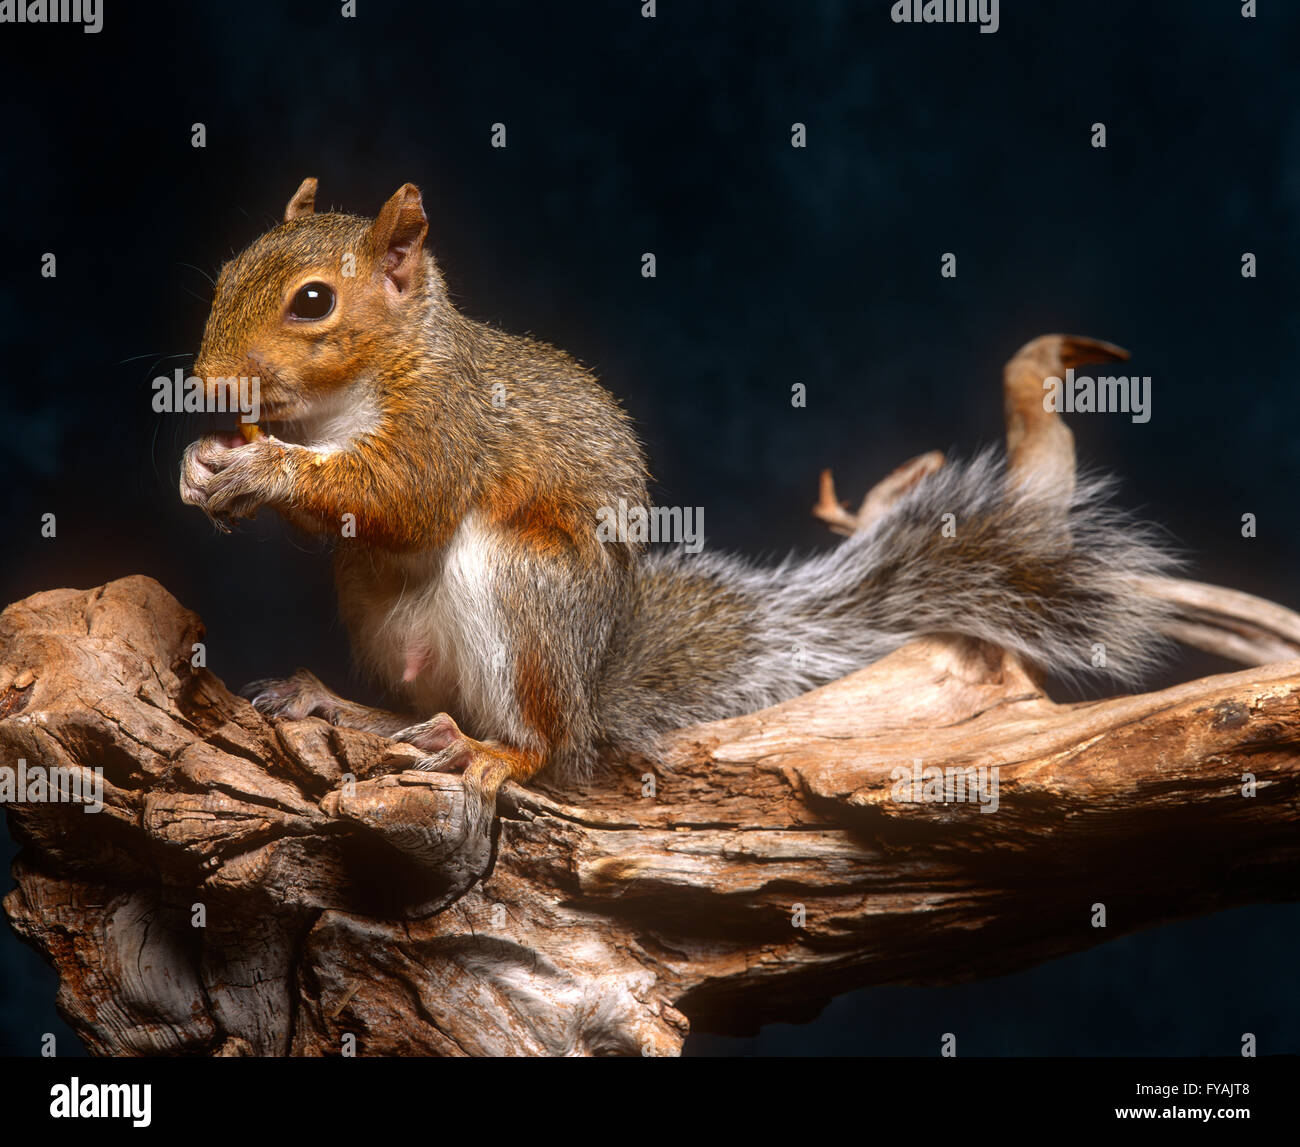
[337,512,524,744]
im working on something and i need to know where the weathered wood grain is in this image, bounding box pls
[1,576,1296,1055]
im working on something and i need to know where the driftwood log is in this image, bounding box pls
[3,336,1299,1056]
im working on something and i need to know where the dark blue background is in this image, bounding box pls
[1,0,1297,1055]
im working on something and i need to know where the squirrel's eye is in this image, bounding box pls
[288,281,335,320]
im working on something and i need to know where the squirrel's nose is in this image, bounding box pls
[193,352,254,381]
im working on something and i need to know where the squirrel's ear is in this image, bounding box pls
[368,183,428,293]
[284,177,318,221]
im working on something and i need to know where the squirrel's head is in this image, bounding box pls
[194,179,439,425]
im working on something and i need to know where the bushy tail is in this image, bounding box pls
[598,451,1178,750]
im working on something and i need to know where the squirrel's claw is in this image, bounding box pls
[179,432,278,527]
[392,713,471,761]
[410,746,474,774]
[243,669,332,721]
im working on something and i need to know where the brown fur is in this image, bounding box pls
[183,180,1178,818]
[182,181,648,807]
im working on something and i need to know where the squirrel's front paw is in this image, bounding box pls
[179,432,285,526]
[179,433,230,524]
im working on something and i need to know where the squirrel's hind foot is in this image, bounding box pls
[394,713,546,822]
[243,668,336,720]
[392,713,468,761]
[244,668,411,736]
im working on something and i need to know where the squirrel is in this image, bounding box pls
[180,178,1176,822]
